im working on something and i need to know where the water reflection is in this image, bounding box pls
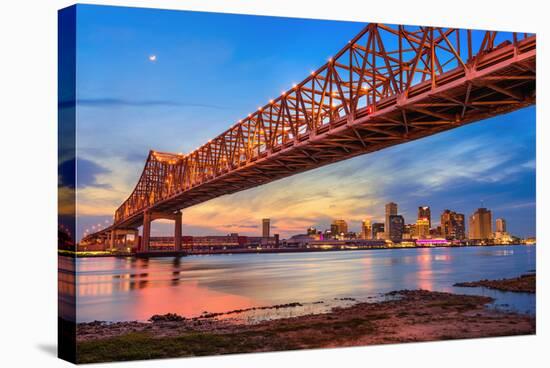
[74,245,536,322]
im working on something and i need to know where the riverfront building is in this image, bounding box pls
[385,202,398,239]
[332,219,349,238]
[418,206,431,228]
[441,210,466,240]
[262,218,271,238]
[389,215,405,243]
[361,219,372,239]
[372,223,385,240]
[496,218,507,233]
[468,208,493,240]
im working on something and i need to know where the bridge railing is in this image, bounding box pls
[114,24,535,225]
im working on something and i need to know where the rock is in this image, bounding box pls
[149,313,186,322]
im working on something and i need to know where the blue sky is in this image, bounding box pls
[72,4,536,240]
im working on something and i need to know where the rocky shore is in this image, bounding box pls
[76,289,535,363]
[454,273,536,293]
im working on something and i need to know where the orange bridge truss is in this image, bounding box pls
[82,23,536,252]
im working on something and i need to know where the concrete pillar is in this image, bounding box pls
[175,211,182,251]
[142,211,151,253]
[109,229,117,250]
[132,229,139,250]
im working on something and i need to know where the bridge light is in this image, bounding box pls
[328,57,333,63]
[269,99,274,104]
[281,91,286,96]
[293,83,297,89]
[311,71,316,76]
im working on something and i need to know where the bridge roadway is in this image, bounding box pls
[81,24,536,253]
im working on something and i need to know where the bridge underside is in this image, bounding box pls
[120,41,535,230]
[82,26,535,250]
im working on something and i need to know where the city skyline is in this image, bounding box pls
[82,201,529,242]
[298,203,518,240]
[72,6,536,240]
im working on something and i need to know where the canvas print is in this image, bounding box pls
[58,4,536,364]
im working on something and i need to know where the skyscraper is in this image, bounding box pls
[361,219,372,240]
[404,223,416,239]
[372,223,385,239]
[496,218,507,233]
[468,208,492,240]
[389,215,405,243]
[332,219,348,235]
[262,218,270,238]
[415,218,430,239]
[494,218,508,241]
[418,206,431,228]
[330,223,338,237]
[385,202,398,239]
[441,210,466,240]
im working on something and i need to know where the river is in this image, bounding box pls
[70,245,535,323]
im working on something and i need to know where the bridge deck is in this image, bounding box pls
[83,24,535,243]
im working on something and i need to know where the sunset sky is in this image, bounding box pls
[72,5,536,240]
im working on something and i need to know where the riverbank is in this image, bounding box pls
[76,289,535,363]
[454,273,536,293]
[64,243,533,258]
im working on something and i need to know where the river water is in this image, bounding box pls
[72,245,535,323]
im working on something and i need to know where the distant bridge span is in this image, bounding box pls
[82,23,536,252]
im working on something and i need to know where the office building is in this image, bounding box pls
[361,219,372,240]
[496,218,507,233]
[388,215,405,243]
[385,202,398,239]
[441,210,466,240]
[416,218,430,239]
[418,206,431,228]
[262,218,270,238]
[332,219,348,236]
[468,208,492,240]
[372,223,385,240]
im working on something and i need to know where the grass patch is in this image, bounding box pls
[77,331,266,364]
[77,314,389,363]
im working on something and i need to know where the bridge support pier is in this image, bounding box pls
[141,211,151,253]
[109,229,117,251]
[138,210,183,254]
[175,211,182,251]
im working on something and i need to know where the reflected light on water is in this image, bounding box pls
[68,246,536,322]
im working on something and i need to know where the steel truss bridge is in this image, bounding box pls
[81,23,536,253]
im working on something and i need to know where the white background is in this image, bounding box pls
[0,0,547,366]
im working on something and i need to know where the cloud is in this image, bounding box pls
[58,158,111,189]
[62,98,229,110]
[73,107,536,239]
